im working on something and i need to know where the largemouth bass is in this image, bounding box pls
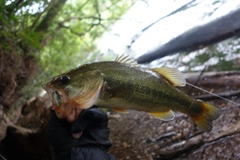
[42,55,221,132]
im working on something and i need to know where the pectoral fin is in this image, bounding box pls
[150,110,175,121]
[151,67,186,87]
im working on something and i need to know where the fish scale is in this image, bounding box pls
[92,62,192,111]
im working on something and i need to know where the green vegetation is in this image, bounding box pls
[0,0,134,108]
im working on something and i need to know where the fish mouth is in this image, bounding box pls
[42,83,58,99]
[42,84,53,99]
[42,83,60,105]
[42,84,47,90]
[42,82,52,92]
[42,83,72,118]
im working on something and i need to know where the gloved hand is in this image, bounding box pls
[46,106,113,159]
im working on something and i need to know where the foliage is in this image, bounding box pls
[0,0,135,107]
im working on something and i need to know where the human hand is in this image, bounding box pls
[46,106,112,156]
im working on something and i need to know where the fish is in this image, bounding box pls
[42,54,221,132]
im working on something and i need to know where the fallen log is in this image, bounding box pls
[137,8,240,63]
[184,71,240,91]
[193,90,240,101]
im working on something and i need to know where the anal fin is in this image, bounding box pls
[150,110,175,121]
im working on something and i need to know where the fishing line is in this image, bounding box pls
[186,82,240,106]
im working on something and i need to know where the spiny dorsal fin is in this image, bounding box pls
[151,67,186,87]
[150,110,175,121]
[115,54,139,67]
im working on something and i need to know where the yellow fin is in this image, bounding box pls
[115,54,139,67]
[112,108,129,113]
[151,67,186,87]
[150,110,175,121]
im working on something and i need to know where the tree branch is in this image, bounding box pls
[35,0,67,34]
[57,23,85,37]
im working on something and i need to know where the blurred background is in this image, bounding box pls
[0,0,240,159]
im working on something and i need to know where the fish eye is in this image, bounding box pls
[60,75,70,85]
[53,90,62,106]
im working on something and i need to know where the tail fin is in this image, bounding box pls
[191,100,221,132]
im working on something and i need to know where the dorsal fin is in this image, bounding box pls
[115,54,139,67]
[151,67,186,87]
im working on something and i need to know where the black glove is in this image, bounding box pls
[46,107,113,159]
